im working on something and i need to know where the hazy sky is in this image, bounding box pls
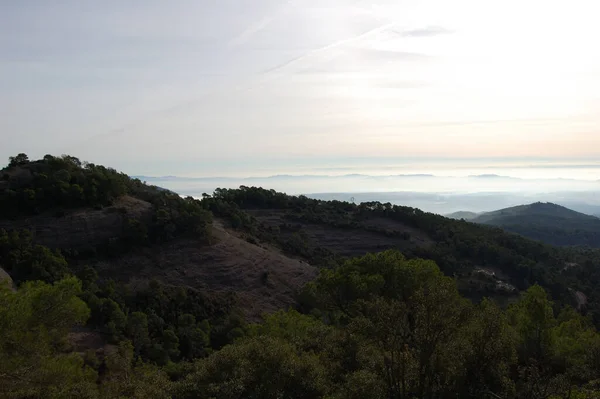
[2,0,600,176]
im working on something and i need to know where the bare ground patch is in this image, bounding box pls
[246,209,433,258]
[94,221,317,320]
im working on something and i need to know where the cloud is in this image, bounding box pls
[256,22,397,77]
[228,0,295,47]
[371,81,428,89]
[356,48,431,62]
[398,26,454,37]
[228,15,275,47]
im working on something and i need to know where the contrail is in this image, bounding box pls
[228,0,295,47]
[73,13,397,147]
[228,15,275,47]
[256,22,396,78]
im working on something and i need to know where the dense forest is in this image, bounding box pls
[2,154,600,398]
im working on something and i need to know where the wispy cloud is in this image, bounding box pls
[371,81,428,89]
[228,15,276,47]
[356,48,431,62]
[228,0,295,47]
[3,0,600,170]
[257,22,397,77]
[399,26,453,37]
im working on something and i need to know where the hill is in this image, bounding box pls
[0,154,315,320]
[4,154,600,396]
[445,211,479,220]
[471,202,600,247]
[2,156,600,323]
[206,187,600,313]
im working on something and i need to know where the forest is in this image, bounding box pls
[2,154,600,398]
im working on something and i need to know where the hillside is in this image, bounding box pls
[471,202,600,247]
[0,155,315,320]
[2,157,600,322]
[206,187,600,313]
[4,155,600,397]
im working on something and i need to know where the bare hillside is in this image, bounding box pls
[247,209,433,258]
[0,195,153,250]
[92,219,317,319]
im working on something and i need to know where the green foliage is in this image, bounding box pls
[508,285,557,363]
[80,276,237,364]
[174,336,330,399]
[1,154,129,217]
[100,341,174,399]
[144,194,213,244]
[460,298,517,397]
[2,245,600,397]
[0,277,97,398]
[4,167,600,397]
[311,250,443,316]
[0,229,70,284]
[205,186,600,322]
[166,251,600,398]
[0,155,212,247]
[8,153,29,168]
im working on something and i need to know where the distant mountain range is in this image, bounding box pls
[137,174,600,217]
[448,202,600,248]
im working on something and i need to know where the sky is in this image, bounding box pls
[2,0,600,177]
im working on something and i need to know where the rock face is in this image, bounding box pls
[0,267,15,290]
[0,196,153,250]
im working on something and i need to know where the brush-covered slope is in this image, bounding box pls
[205,187,600,321]
[0,154,315,321]
[4,155,600,397]
[471,202,600,247]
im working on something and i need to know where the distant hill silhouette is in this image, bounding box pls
[471,202,600,247]
[445,211,479,220]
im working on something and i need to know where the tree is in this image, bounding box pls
[101,340,173,399]
[508,285,556,364]
[508,285,571,398]
[177,314,211,359]
[174,336,330,399]
[0,229,71,284]
[459,298,517,397]
[8,153,29,167]
[127,312,150,355]
[0,277,96,397]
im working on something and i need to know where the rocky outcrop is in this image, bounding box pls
[0,196,153,250]
[0,267,15,290]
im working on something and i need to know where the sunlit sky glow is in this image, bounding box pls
[2,0,600,177]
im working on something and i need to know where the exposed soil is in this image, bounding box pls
[67,326,117,359]
[247,209,433,258]
[93,219,317,320]
[0,267,14,291]
[575,291,588,310]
